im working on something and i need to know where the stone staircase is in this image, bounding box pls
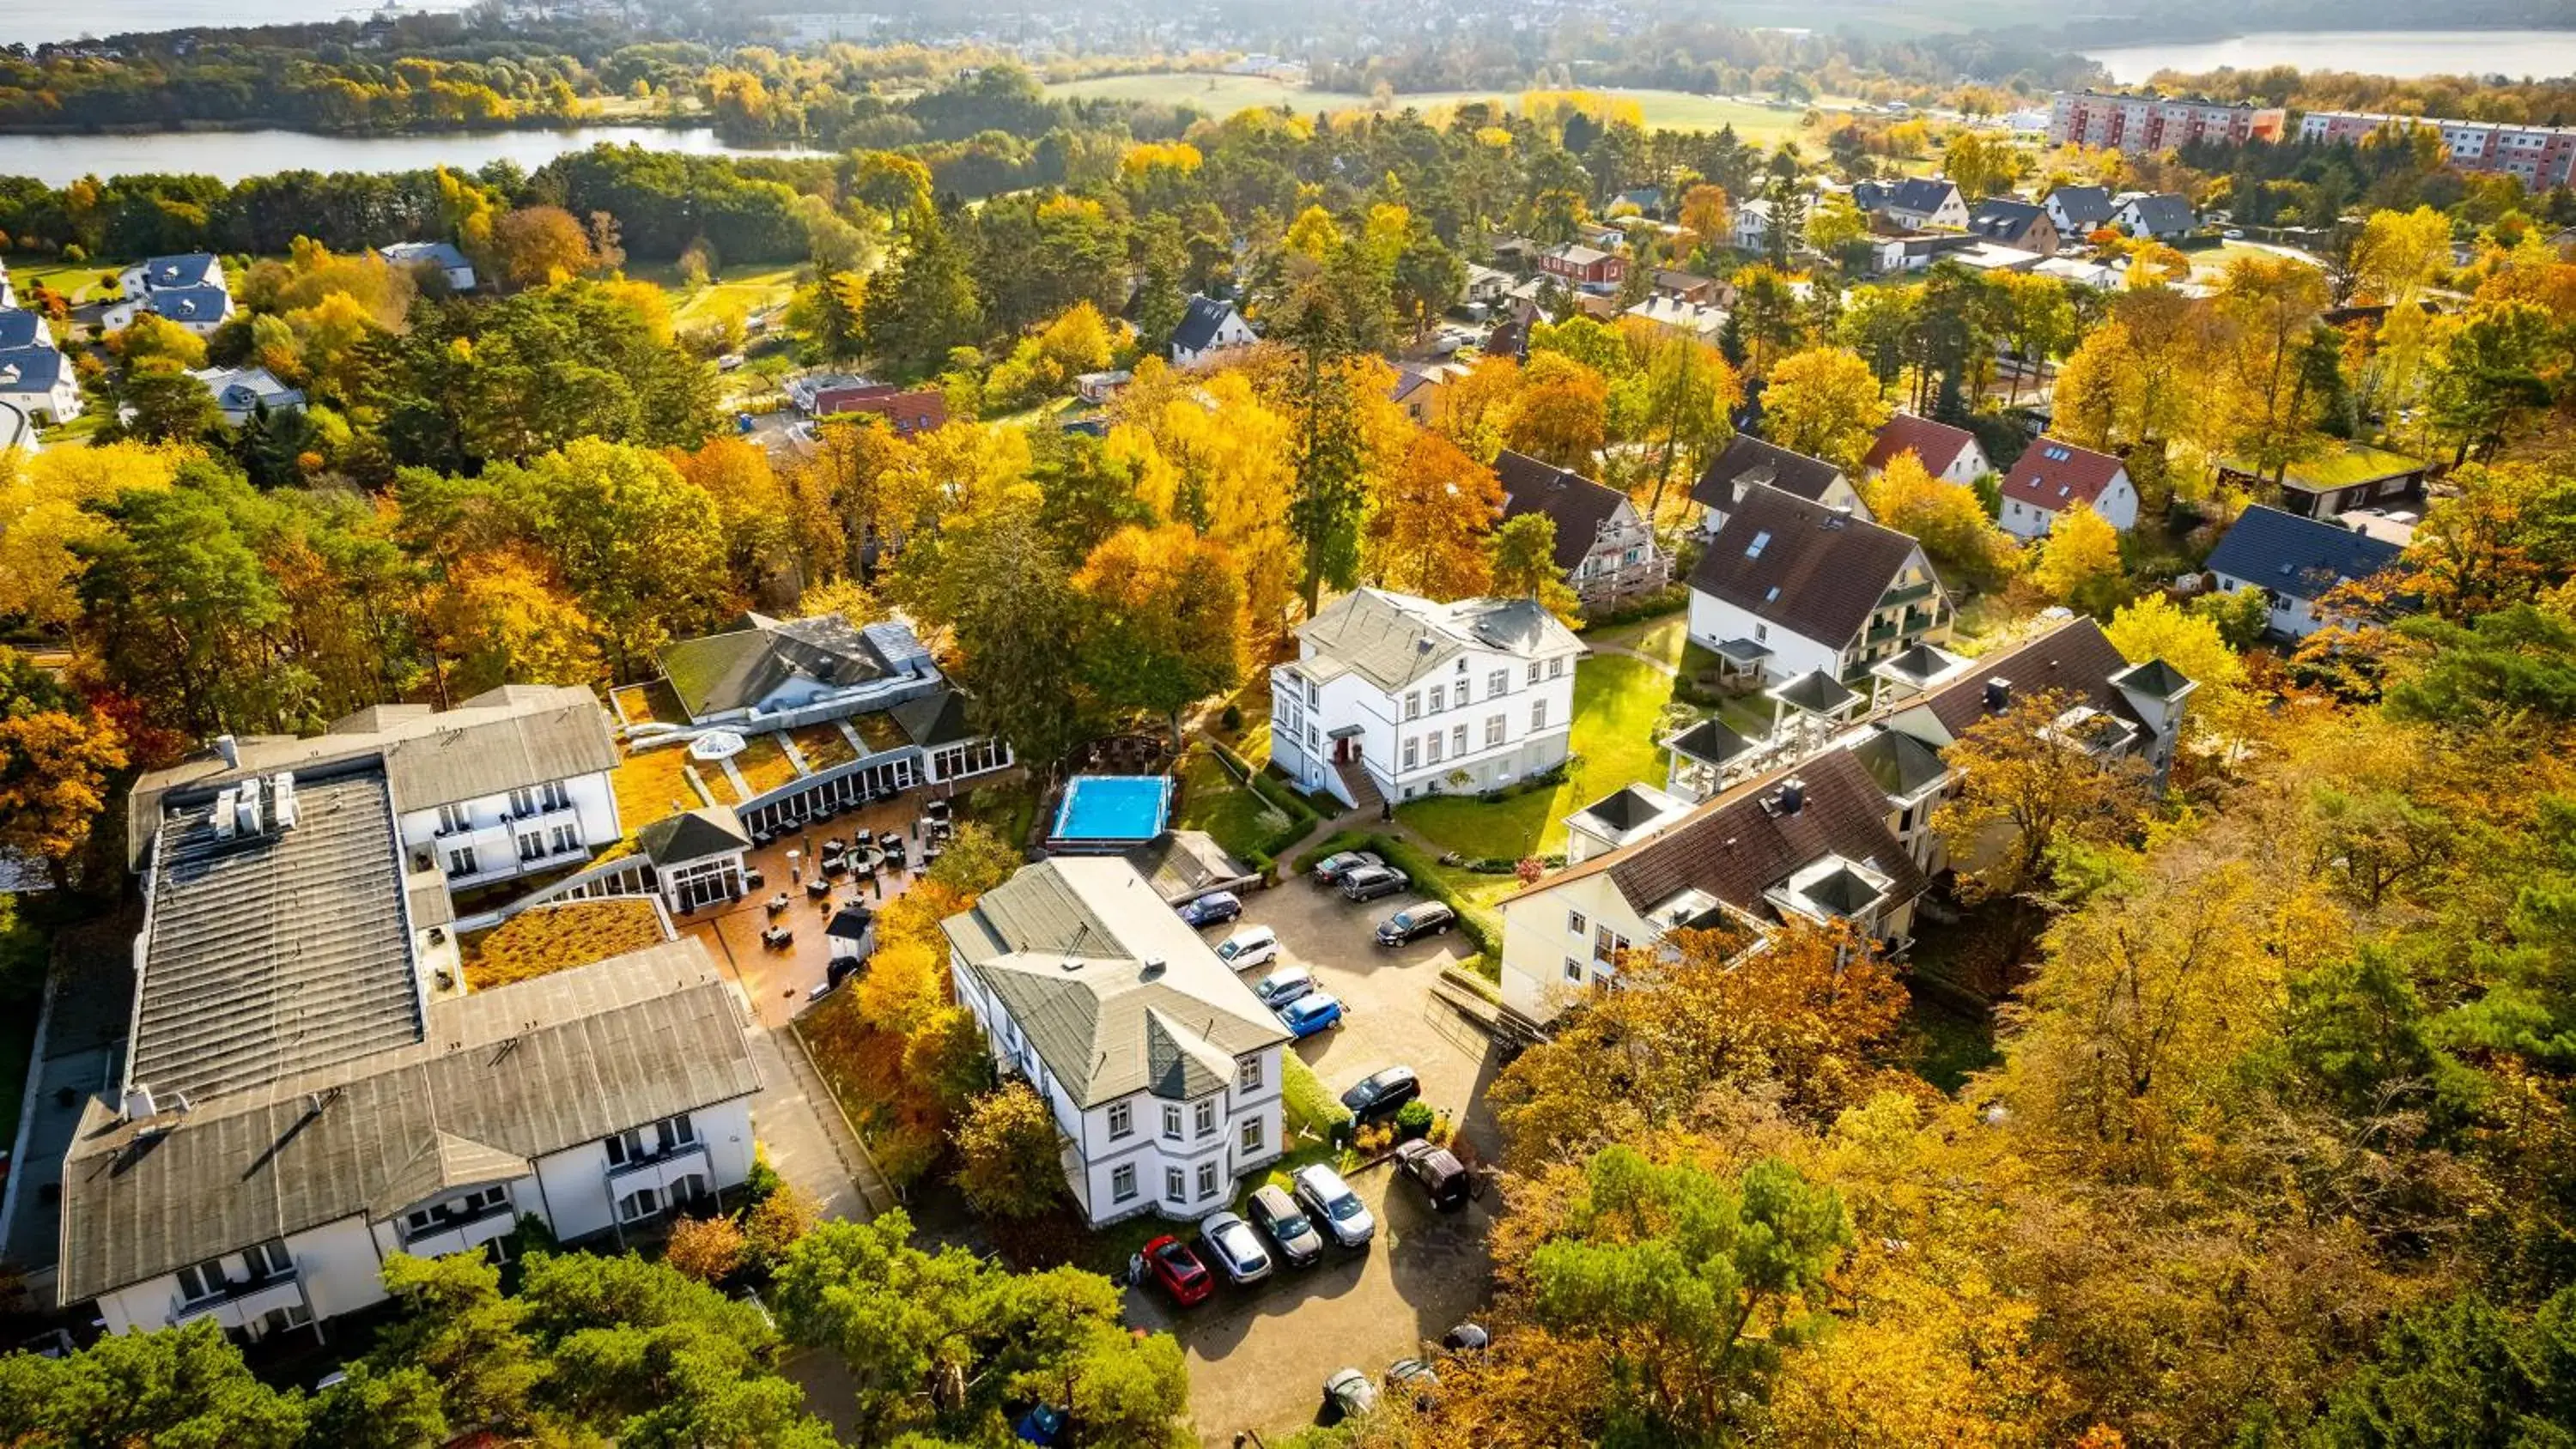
[1334,758,1386,817]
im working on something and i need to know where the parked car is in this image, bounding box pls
[2223,228,2246,239]
[1251,964,1315,1009]
[1176,891,1243,929]
[1277,991,1346,1039]
[1198,1210,1274,1286]
[1394,1138,1473,1212]
[1374,902,1455,946]
[1246,1183,1324,1267]
[1310,850,1383,886]
[1339,865,1411,901]
[1440,1322,1491,1354]
[1292,1163,1376,1248]
[1340,1064,1420,1122]
[1139,1234,1213,1306]
[1214,925,1279,971]
[1324,1367,1379,1419]
[1388,1356,1442,1407]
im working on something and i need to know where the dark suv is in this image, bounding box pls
[1338,864,1410,901]
[1340,1064,1420,1123]
[1394,1138,1472,1211]
[1375,902,1456,946]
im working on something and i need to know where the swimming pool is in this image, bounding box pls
[1050,774,1174,850]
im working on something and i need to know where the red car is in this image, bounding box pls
[1140,1234,1214,1307]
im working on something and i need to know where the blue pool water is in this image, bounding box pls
[1051,775,1174,846]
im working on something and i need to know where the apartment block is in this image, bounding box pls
[2048,90,2287,155]
[2298,110,2576,188]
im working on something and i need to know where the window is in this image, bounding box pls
[1754,623,1769,642]
[1549,658,1565,679]
[1532,700,1548,731]
[1446,724,1463,757]
[542,780,569,810]
[1746,530,1772,559]
[1404,691,1421,721]
[1564,958,1584,982]
[550,823,580,853]
[617,1185,662,1223]
[1403,737,1419,771]
[1429,685,1445,712]
[437,803,471,834]
[1238,1056,1263,1092]
[1425,733,1443,765]
[446,846,479,877]
[1165,1167,1187,1204]
[1163,1104,1183,1140]
[177,1258,230,1303]
[1198,1162,1220,1199]
[1488,668,1508,696]
[1112,1164,1139,1203]
[1528,662,1541,685]
[1485,714,1504,747]
[407,1186,507,1234]
[1595,925,1628,965]
[663,1113,696,1150]
[1195,1100,1217,1137]
[1763,585,1780,603]
[1108,1101,1133,1140]
[1568,909,1588,937]
[518,833,545,863]
[1241,1117,1265,1153]
[509,787,538,816]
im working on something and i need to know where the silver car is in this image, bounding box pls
[1326,1367,1378,1419]
[1292,1163,1376,1249]
[1198,1210,1273,1286]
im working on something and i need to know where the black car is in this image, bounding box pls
[1374,902,1456,946]
[1340,1065,1420,1123]
[1394,1138,1472,1211]
[1440,1322,1490,1354]
[1310,850,1384,886]
[1338,865,1410,901]
[1246,1183,1325,1268]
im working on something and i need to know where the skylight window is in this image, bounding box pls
[1746,530,1771,559]
[2044,446,2072,461]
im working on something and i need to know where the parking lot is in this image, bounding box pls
[1133,865,1512,1446]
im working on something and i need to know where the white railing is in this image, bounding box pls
[398,1203,519,1260]
[171,1270,306,1331]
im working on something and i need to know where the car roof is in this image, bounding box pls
[1250,1183,1298,1211]
[1295,1162,1351,1191]
[1372,1065,1416,1084]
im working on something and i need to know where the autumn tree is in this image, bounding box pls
[663,1212,747,1283]
[1071,522,1247,744]
[0,675,128,891]
[1487,512,1582,622]
[1759,346,1891,475]
[486,205,597,290]
[487,439,732,681]
[1365,429,1501,599]
[1860,451,2014,590]
[1504,350,1609,469]
[951,1080,1064,1219]
[2030,503,2128,615]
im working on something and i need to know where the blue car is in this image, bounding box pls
[1176,891,1243,929]
[1277,991,1345,1039]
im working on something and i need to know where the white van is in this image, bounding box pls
[1214,924,1279,972]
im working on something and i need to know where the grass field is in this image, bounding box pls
[626,262,803,333]
[1043,75,1824,144]
[1397,652,1678,861]
[4,256,127,305]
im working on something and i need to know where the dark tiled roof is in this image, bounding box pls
[1689,485,1923,650]
[1692,435,1849,513]
[1669,716,1757,766]
[2113,658,2195,698]
[1594,749,1927,924]
[1968,198,2053,247]
[1492,449,1627,572]
[1862,414,1979,477]
[1849,729,1948,797]
[891,688,977,748]
[1906,617,2145,740]
[1771,670,1860,716]
[2047,185,2115,227]
[1577,785,1674,833]
[659,612,902,721]
[2002,438,2126,514]
[0,309,43,349]
[0,344,66,392]
[638,804,752,864]
[1172,294,1242,353]
[2121,192,2196,234]
[2203,505,2405,603]
[1868,179,1960,215]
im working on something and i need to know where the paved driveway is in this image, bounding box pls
[1139,872,1511,1444]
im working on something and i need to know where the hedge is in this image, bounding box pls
[1289,828,1505,960]
[1579,583,1691,630]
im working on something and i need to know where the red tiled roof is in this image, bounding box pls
[1862,414,1978,477]
[2001,438,2125,514]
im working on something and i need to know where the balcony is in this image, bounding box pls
[171,1269,307,1332]
[605,1143,712,1200]
[398,1202,519,1259]
[1878,580,1938,609]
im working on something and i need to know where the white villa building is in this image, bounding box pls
[1267,589,1583,814]
[945,857,1290,1227]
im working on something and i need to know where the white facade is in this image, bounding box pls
[91,1098,754,1342]
[398,771,620,894]
[1731,199,1774,252]
[952,962,1285,1226]
[1170,305,1259,366]
[1686,546,1949,686]
[1686,591,1844,684]
[0,355,81,425]
[1999,473,2139,541]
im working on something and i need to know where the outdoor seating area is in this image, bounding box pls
[1079,732,1174,775]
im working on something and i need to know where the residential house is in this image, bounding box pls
[817,385,946,435]
[1998,438,2137,540]
[2203,504,2407,639]
[188,365,306,427]
[1464,263,1513,305]
[1966,197,2062,255]
[2218,441,2427,520]
[65,738,763,1341]
[1388,360,1473,425]
[1862,414,1990,485]
[787,373,878,413]
[1731,199,1777,253]
[1170,294,1259,366]
[1486,298,1537,361]
[124,685,623,909]
[0,395,35,453]
[1869,233,1978,274]
[0,258,13,308]
[1076,370,1133,404]
[1539,243,1627,292]
[2043,185,2117,237]
[1651,270,1725,306]
[0,306,55,349]
[2033,256,2125,289]
[1686,482,1953,687]
[1267,588,1583,813]
[2115,191,2197,240]
[0,345,80,425]
[134,287,235,336]
[380,240,478,292]
[944,857,1290,1228]
[1623,294,1726,344]
[1856,178,1970,231]
[1690,435,1869,536]
[1498,749,1928,1019]
[1492,449,1672,608]
[1952,242,2046,273]
[118,252,226,299]
[1562,782,1695,864]
[106,253,234,334]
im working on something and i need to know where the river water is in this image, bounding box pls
[2085,29,2576,83]
[0,126,833,185]
[3,0,477,48]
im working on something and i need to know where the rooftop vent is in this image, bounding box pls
[1140,957,1167,981]
[1763,779,1807,817]
[271,772,298,830]
[1984,676,2014,712]
[211,787,240,840]
[121,1085,157,1122]
[216,733,240,768]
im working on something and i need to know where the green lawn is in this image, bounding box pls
[1397,653,1677,861]
[624,262,803,333]
[4,255,128,305]
[1586,609,1690,669]
[1174,747,1288,860]
[1042,76,1821,143]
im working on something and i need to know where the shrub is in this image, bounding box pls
[742,1182,821,1275]
[951,1080,1064,1220]
[1394,1100,1435,1142]
[1220,704,1243,731]
[664,1212,745,1283]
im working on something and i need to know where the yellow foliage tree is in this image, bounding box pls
[2030,503,2126,614]
[1759,346,1893,476]
[1365,429,1501,600]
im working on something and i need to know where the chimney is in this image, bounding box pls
[1779,778,1806,815]
[234,783,263,836]
[271,772,298,829]
[1984,676,2013,712]
[216,734,240,768]
[212,787,240,840]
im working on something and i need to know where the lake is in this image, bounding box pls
[3,0,476,48]
[0,127,833,185]
[2085,29,2576,82]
